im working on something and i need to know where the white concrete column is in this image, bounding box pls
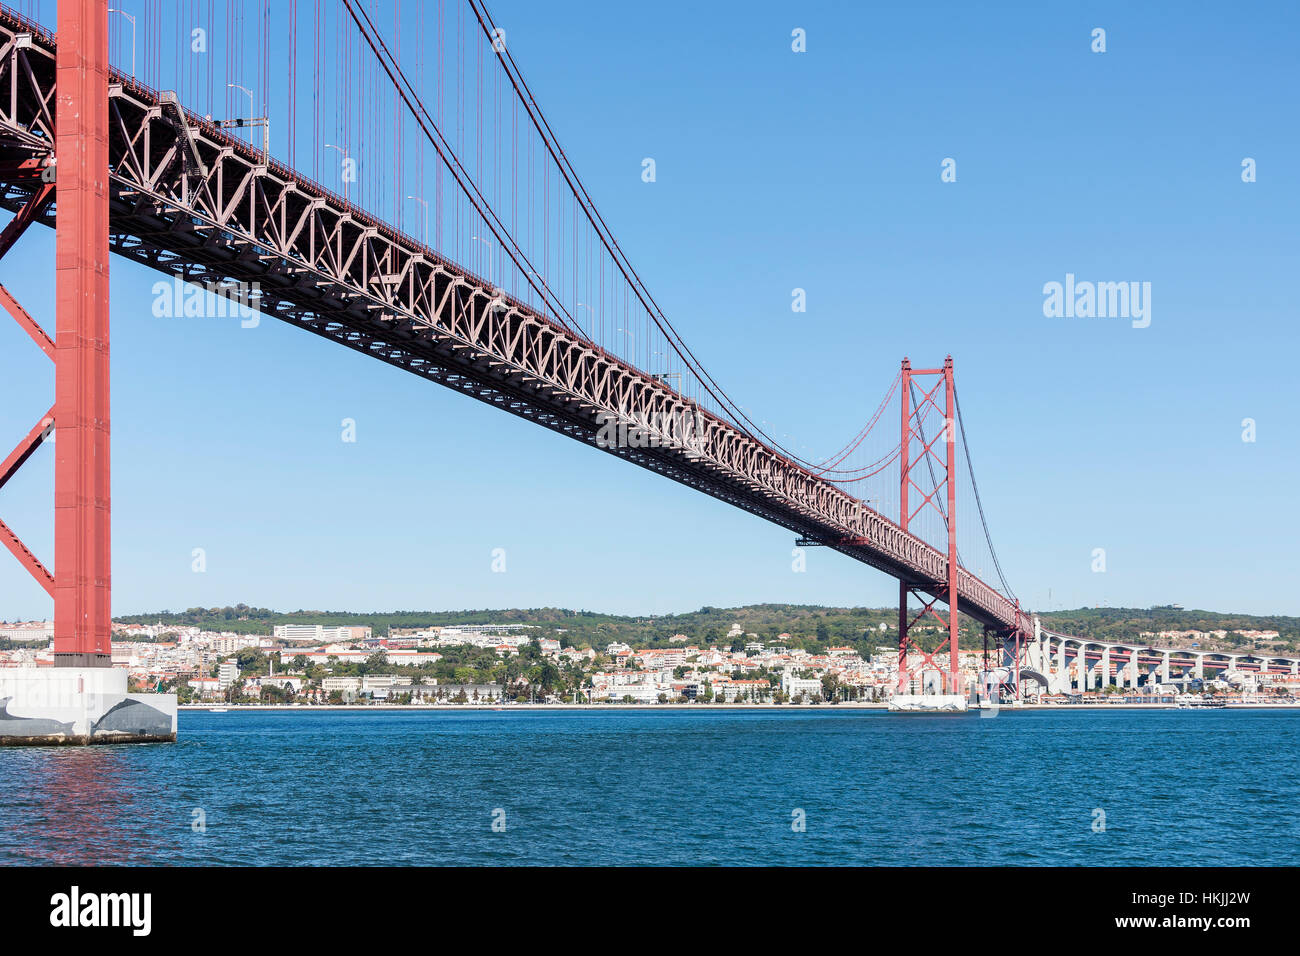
[1101,646,1111,689]
[1057,636,1066,679]
[1076,644,1088,692]
[1129,648,1139,688]
[1195,654,1204,681]
[1161,650,1170,683]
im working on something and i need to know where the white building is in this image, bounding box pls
[0,621,54,642]
[781,674,823,701]
[217,660,240,690]
[273,624,372,643]
[250,676,304,693]
[604,683,662,703]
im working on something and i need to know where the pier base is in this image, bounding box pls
[0,667,176,745]
[888,694,968,713]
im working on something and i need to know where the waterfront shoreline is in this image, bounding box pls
[180,701,1300,712]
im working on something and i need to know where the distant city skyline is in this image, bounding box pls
[1,0,1296,620]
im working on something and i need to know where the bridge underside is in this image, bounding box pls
[0,9,1026,638]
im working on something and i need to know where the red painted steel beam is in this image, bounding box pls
[0,180,55,358]
[53,0,112,665]
[0,408,55,598]
[0,283,56,360]
[0,405,55,491]
[0,180,53,259]
[0,516,55,598]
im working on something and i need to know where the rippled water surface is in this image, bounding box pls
[2,709,1297,865]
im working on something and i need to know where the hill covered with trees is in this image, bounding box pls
[116,603,1300,655]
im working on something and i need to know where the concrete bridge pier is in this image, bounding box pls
[0,668,176,745]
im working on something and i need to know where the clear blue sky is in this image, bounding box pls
[1,0,1296,619]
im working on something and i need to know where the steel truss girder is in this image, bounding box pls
[0,7,1028,636]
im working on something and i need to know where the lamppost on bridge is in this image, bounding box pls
[473,235,509,312]
[324,143,350,203]
[108,7,135,79]
[405,196,429,246]
[652,350,682,390]
[523,269,551,316]
[471,235,495,284]
[221,83,270,160]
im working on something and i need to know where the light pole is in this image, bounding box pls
[108,8,136,78]
[652,350,682,390]
[523,269,546,301]
[470,234,494,285]
[405,196,429,246]
[616,326,635,361]
[220,83,269,159]
[471,236,509,312]
[324,143,350,202]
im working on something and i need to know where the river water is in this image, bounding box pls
[2,708,1296,865]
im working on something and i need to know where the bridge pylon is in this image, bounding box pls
[895,357,963,697]
[0,0,174,743]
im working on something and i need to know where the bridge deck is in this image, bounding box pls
[0,9,1026,636]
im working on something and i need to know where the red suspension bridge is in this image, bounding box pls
[0,0,1033,711]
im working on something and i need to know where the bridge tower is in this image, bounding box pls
[0,0,173,742]
[54,0,113,666]
[896,357,962,696]
[0,0,111,662]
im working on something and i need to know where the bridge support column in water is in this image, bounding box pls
[0,668,176,744]
[0,0,174,744]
